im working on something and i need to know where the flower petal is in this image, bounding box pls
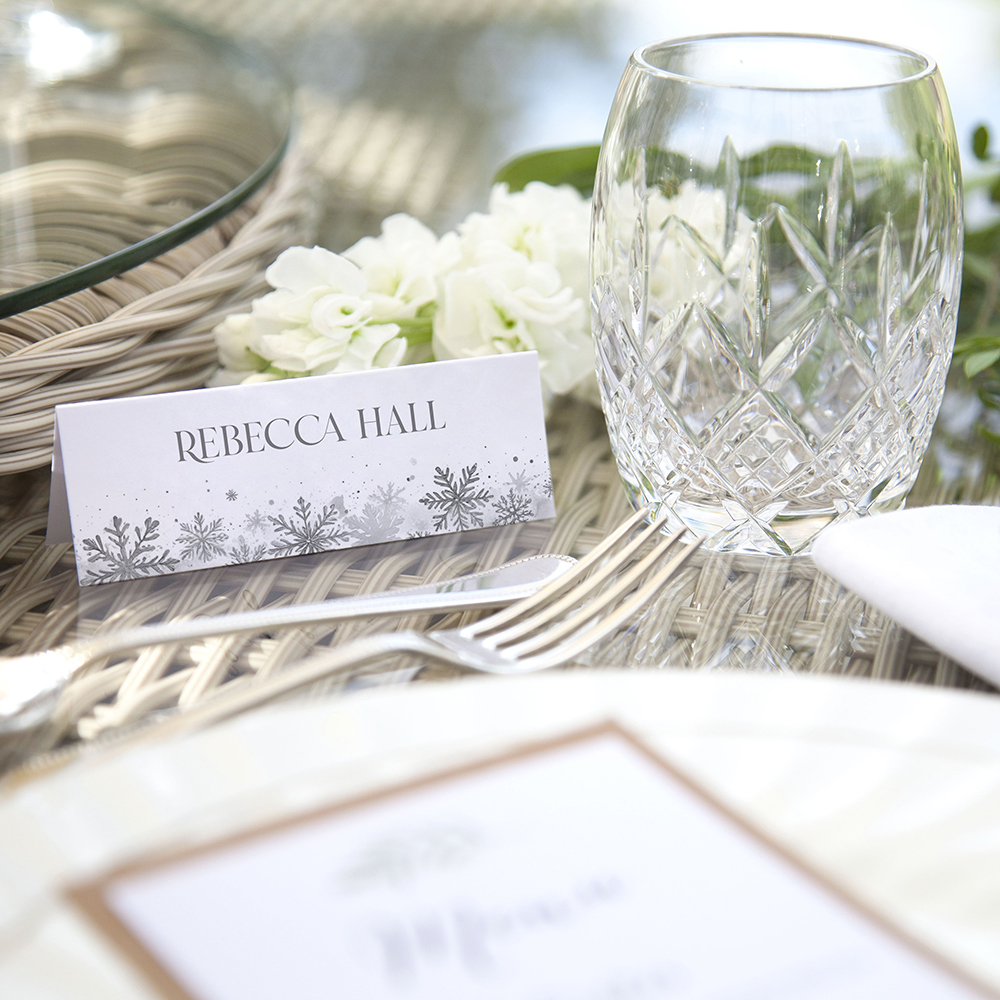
[265,246,366,296]
[311,293,372,339]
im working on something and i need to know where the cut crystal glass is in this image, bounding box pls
[592,34,963,554]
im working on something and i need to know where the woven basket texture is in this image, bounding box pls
[0,395,996,778]
[0,143,314,475]
[0,0,999,779]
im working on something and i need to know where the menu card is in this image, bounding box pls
[68,724,995,1000]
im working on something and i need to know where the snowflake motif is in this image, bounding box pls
[506,469,533,492]
[269,496,349,556]
[81,516,179,584]
[344,503,405,544]
[177,512,229,562]
[536,473,554,498]
[226,489,238,502]
[244,509,267,535]
[418,465,493,532]
[409,518,434,539]
[230,535,268,563]
[492,489,533,526]
[370,482,406,512]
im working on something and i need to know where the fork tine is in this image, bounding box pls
[500,526,687,656]
[474,512,674,644]
[464,504,654,636]
[520,537,703,669]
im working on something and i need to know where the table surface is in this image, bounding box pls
[2,0,1000,779]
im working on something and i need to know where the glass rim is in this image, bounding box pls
[0,127,290,321]
[0,4,294,321]
[632,32,937,92]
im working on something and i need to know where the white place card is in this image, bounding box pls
[47,354,555,585]
[68,725,996,1000]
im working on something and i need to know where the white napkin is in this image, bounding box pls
[811,505,1000,688]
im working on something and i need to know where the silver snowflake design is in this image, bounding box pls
[419,465,493,532]
[226,489,238,502]
[344,503,405,544]
[244,509,267,535]
[177,512,229,562]
[506,469,532,492]
[536,473,554,498]
[269,496,349,556]
[230,535,268,563]
[409,518,433,539]
[81,516,179,584]
[370,481,406,512]
[492,489,533,526]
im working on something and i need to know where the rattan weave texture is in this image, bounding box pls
[0,145,314,475]
[0,396,995,777]
[0,0,997,782]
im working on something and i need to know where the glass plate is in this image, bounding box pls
[0,0,292,318]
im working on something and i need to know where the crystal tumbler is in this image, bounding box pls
[592,34,963,554]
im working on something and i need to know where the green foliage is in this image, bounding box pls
[956,124,1000,415]
[492,146,601,196]
[974,123,991,161]
[739,144,823,177]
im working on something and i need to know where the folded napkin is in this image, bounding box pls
[811,505,1000,688]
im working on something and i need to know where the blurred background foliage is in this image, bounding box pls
[955,124,1000,447]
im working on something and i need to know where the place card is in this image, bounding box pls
[46,354,555,585]
[67,724,996,1000]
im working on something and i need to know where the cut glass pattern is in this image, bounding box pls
[593,142,961,554]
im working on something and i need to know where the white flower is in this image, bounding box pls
[210,245,406,383]
[432,241,592,396]
[266,244,366,298]
[644,180,753,308]
[212,184,600,399]
[214,313,259,373]
[310,293,373,339]
[459,182,591,302]
[343,214,459,322]
[432,181,596,398]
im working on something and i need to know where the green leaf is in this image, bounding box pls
[979,426,1000,448]
[974,124,991,161]
[964,348,1000,378]
[954,333,1000,357]
[740,144,826,177]
[645,146,706,193]
[962,251,1000,285]
[965,220,1000,257]
[492,145,601,196]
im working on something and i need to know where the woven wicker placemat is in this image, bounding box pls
[0,392,996,779]
[0,0,997,782]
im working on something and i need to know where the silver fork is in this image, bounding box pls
[159,509,701,739]
[0,553,579,734]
